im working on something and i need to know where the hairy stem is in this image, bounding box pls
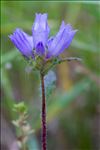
[41,73,47,150]
[59,57,82,62]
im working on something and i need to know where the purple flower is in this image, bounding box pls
[47,21,77,58]
[9,13,77,59]
[32,13,50,56]
[9,29,34,58]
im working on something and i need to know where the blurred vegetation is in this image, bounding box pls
[1,1,100,150]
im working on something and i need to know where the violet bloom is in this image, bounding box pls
[9,13,77,59]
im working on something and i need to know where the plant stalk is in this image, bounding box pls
[41,73,47,150]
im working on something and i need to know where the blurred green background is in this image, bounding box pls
[1,1,100,150]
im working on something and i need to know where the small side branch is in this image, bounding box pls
[59,57,82,63]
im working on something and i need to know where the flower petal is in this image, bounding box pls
[9,28,34,58]
[47,22,77,57]
[47,36,54,48]
[47,21,66,53]
[32,13,50,48]
[54,30,78,56]
[36,42,45,56]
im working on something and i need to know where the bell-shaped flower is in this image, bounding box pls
[9,29,34,58]
[32,13,50,55]
[47,21,77,58]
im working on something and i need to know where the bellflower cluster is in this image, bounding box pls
[9,13,77,74]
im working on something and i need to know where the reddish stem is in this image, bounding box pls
[41,73,47,150]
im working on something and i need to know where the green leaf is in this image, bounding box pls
[13,102,28,113]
